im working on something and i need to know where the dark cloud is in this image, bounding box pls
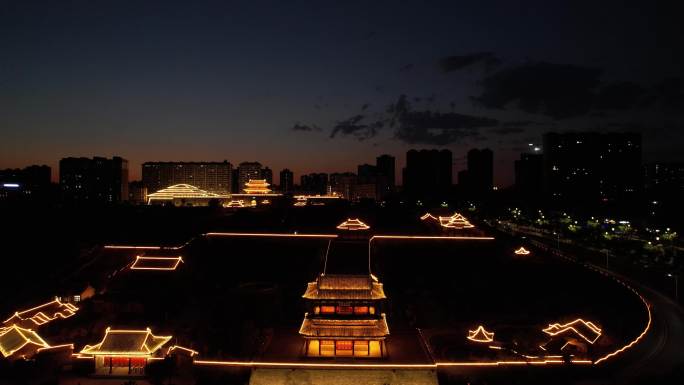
[653,77,684,111]
[502,120,542,127]
[472,62,603,119]
[361,103,370,111]
[399,63,414,72]
[388,95,498,145]
[594,81,648,110]
[489,127,525,135]
[291,123,321,132]
[330,115,383,141]
[440,52,501,72]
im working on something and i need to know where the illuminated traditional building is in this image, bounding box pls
[299,274,389,358]
[0,325,50,360]
[514,247,531,255]
[146,183,230,206]
[224,200,246,208]
[243,179,272,194]
[3,299,78,329]
[542,319,602,344]
[336,218,370,231]
[238,162,262,192]
[467,325,494,343]
[80,327,172,376]
[438,213,474,229]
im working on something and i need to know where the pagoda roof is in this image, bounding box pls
[80,328,171,356]
[0,325,50,358]
[303,274,386,300]
[243,179,273,194]
[3,299,78,329]
[467,325,494,343]
[299,315,389,338]
[147,184,229,202]
[130,255,183,270]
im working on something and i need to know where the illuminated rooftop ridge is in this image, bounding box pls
[147,184,229,203]
[3,298,79,328]
[467,325,494,343]
[336,218,370,231]
[0,325,50,358]
[243,179,272,194]
[514,247,531,255]
[80,327,172,356]
[542,319,602,344]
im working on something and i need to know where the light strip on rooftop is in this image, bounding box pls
[206,232,338,238]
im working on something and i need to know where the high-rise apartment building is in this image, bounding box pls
[60,156,128,203]
[280,169,294,193]
[376,154,395,199]
[543,132,641,204]
[237,162,262,193]
[301,173,328,195]
[142,161,232,195]
[403,149,452,200]
[261,167,273,185]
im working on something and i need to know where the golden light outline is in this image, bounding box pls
[80,327,172,356]
[467,325,495,343]
[542,318,602,344]
[166,345,199,357]
[206,232,338,238]
[130,255,184,271]
[514,247,531,255]
[336,218,371,231]
[3,299,79,327]
[0,325,50,358]
[192,359,592,369]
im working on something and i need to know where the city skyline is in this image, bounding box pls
[2,1,683,187]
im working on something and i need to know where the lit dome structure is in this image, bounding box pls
[146,184,230,206]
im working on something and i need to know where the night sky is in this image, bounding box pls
[2,1,683,186]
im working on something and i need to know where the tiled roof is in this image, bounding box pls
[302,274,386,300]
[3,299,78,329]
[299,315,389,338]
[0,325,50,358]
[80,328,171,356]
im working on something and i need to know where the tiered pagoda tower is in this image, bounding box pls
[299,274,389,357]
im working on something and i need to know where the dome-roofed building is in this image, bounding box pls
[146,184,230,206]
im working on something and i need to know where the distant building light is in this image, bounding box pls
[2,183,20,188]
[533,147,541,152]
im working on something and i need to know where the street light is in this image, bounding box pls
[667,273,679,302]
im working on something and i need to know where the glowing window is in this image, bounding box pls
[336,306,353,315]
[369,340,382,357]
[320,306,335,314]
[336,341,353,356]
[320,340,334,356]
[354,306,369,315]
[369,306,376,315]
[307,340,320,356]
[313,306,320,314]
[354,340,369,356]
